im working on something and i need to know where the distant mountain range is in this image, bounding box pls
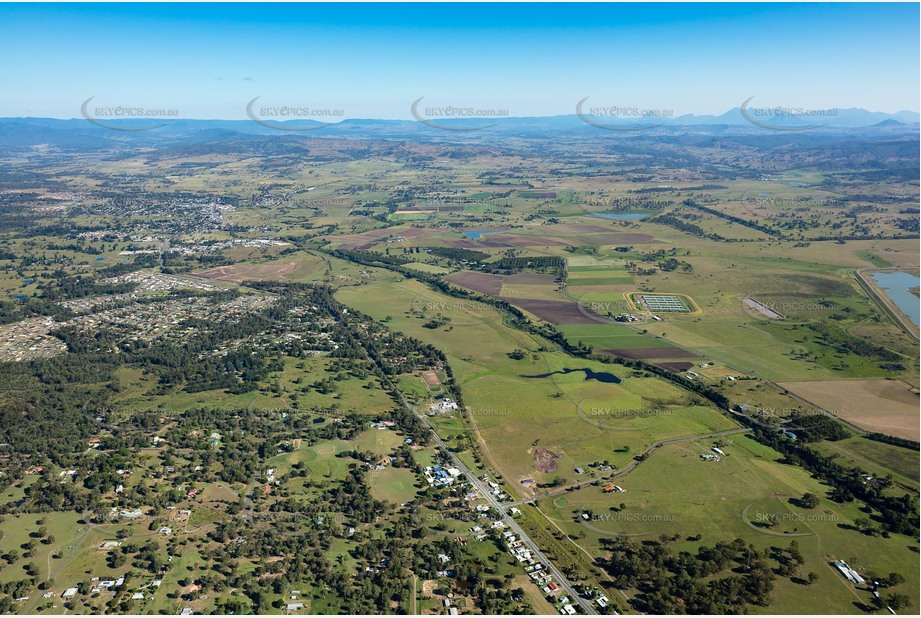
[666,106,919,128]
[0,107,917,148]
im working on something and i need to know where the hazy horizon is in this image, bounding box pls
[4,104,921,123]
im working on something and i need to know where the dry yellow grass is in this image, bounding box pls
[779,379,920,440]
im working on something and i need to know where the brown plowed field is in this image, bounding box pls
[654,361,696,372]
[500,297,604,324]
[445,271,504,296]
[599,347,697,360]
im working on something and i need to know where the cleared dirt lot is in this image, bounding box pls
[741,297,784,319]
[193,260,301,282]
[532,447,561,473]
[421,370,441,386]
[779,379,920,441]
[327,227,437,249]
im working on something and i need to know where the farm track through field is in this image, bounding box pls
[465,410,509,497]
[48,526,91,581]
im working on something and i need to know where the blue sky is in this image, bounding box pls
[0,2,917,119]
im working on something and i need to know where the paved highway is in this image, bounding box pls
[347,304,601,613]
[404,395,598,615]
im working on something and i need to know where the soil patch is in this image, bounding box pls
[501,297,604,324]
[445,271,504,296]
[654,361,696,372]
[533,447,562,473]
[421,371,441,386]
[599,347,697,359]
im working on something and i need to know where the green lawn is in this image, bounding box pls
[368,467,418,504]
